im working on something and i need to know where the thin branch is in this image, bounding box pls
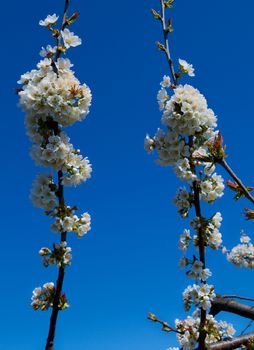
[240,319,254,336]
[219,158,254,205]
[207,332,254,350]
[159,0,177,85]
[45,1,70,349]
[222,295,254,302]
[147,314,182,334]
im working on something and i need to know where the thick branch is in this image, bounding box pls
[210,296,254,320]
[207,332,254,350]
[219,158,254,205]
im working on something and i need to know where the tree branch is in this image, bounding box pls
[207,332,254,350]
[219,158,254,205]
[210,296,254,320]
[45,1,70,349]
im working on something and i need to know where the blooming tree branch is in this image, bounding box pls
[144,1,252,349]
[18,1,92,349]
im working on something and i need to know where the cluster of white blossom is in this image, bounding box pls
[30,132,92,186]
[175,313,235,350]
[174,158,197,183]
[183,283,216,311]
[226,231,254,268]
[145,129,186,166]
[31,282,69,311]
[145,78,225,199]
[21,12,93,312]
[51,209,91,238]
[19,57,91,127]
[173,187,192,218]
[31,282,55,310]
[30,173,57,210]
[161,84,216,136]
[186,260,212,281]
[192,212,223,250]
[200,173,224,203]
[39,242,72,267]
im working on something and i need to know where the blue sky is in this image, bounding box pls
[1,0,254,349]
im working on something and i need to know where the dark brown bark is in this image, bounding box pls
[210,296,254,320]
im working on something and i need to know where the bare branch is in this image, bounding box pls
[159,0,177,84]
[210,296,254,320]
[219,158,254,205]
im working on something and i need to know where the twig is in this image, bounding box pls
[240,319,254,336]
[147,314,182,334]
[159,0,177,85]
[219,158,254,205]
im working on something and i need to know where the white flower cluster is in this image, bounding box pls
[161,85,216,136]
[39,242,72,267]
[31,282,55,310]
[183,283,216,311]
[30,173,57,210]
[175,314,235,350]
[51,210,91,238]
[192,212,223,250]
[19,58,92,186]
[173,187,192,218]
[226,232,254,268]
[145,129,187,166]
[18,58,91,127]
[145,82,223,189]
[31,282,68,311]
[200,173,224,203]
[174,158,197,183]
[186,260,212,281]
[30,132,92,186]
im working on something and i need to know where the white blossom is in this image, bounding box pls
[173,187,192,218]
[200,173,225,203]
[227,231,254,268]
[162,85,216,136]
[39,14,59,27]
[179,229,192,252]
[39,242,72,267]
[30,173,57,210]
[61,28,82,48]
[175,314,235,349]
[187,260,212,281]
[160,75,171,88]
[183,283,216,311]
[31,282,55,310]
[179,59,195,77]
[18,58,91,127]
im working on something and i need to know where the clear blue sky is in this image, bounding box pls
[1,0,254,349]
